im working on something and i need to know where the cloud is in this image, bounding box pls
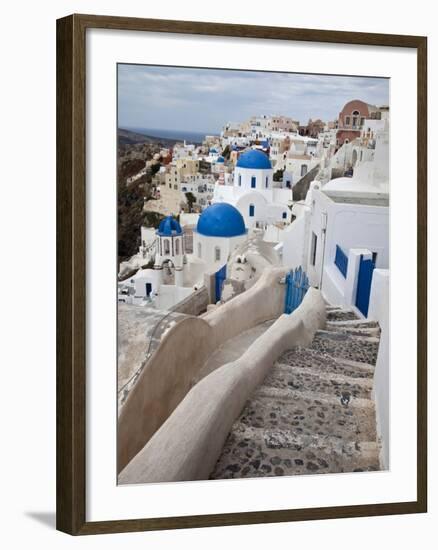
[118,64,389,133]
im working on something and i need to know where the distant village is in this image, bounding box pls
[117,98,390,484]
[118,99,389,315]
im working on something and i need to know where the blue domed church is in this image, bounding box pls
[193,203,247,268]
[213,148,292,229]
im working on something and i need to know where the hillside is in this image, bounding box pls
[118,128,178,147]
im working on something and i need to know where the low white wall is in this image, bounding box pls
[119,288,326,484]
[368,268,390,469]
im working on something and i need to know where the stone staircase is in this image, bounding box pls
[210,306,382,479]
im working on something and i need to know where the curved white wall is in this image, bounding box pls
[119,288,326,484]
[118,266,290,471]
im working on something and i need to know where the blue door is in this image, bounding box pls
[284,266,309,314]
[251,176,256,188]
[355,255,375,316]
[215,264,227,302]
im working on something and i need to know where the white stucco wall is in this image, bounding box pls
[234,166,273,190]
[306,189,389,295]
[192,231,247,270]
[133,269,159,298]
[368,269,390,469]
[282,212,310,269]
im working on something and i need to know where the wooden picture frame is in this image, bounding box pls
[56,13,427,535]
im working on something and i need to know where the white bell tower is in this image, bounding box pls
[154,216,185,288]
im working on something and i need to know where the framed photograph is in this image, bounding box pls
[56,14,427,535]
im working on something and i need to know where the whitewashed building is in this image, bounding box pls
[193,203,248,270]
[213,149,292,229]
[281,121,389,316]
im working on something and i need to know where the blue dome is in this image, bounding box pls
[236,149,272,169]
[216,156,225,163]
[197,203,246,238]
[157,216,182,236]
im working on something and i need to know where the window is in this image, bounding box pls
[345,116,350,125]
[249,204,255,217]
[282,212,287,219]
[265,176,269,188]
[310,232,318,266]
[372,251,378,265]
[360,117,365,126]
[238,174,242,186]
[251,176,256,188]
[215,246,221,261]
[164,239,170,255]
[197,242,202,259]
[352,117,357,128]
[352,110,360,116]
[301,164,308,177]
[175,239,180,255]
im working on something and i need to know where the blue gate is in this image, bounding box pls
[284,266,309,314]
[215,264,227,302]
[355,255,375,316]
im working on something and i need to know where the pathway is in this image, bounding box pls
[195,319,276,382]
[210,306,382,478]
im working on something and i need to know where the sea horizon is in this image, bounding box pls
[121,126,219,144]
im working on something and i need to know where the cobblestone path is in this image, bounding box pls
[210,306,382,479]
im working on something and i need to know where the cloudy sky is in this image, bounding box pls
[118,64,389,134]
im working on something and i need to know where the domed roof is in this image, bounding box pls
[236,149,272,170]
[157,216,182,236]
[197,203,246,238]
[216,156,225,163]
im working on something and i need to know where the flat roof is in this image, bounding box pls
[324,191,389,207]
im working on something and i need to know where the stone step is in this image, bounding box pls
[237,388,377,443]
[327,319,380,329]
[210,426,381,479]
[310,330,379,365]
[277,348,375,379]
[323,325,381,338]
[326,309,359,322]
[264,363,373,400]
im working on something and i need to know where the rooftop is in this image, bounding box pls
[324,191,389,207]
[197,203,247,238]
[236,149,272,170]
[156,216,183,236]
